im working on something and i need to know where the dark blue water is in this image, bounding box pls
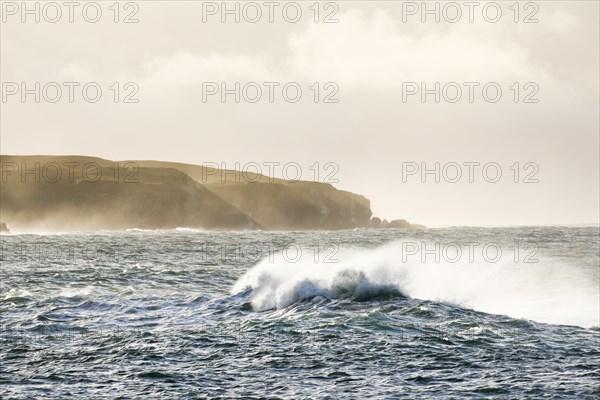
[1,227,599,398]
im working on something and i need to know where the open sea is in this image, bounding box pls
[1,227,599,399]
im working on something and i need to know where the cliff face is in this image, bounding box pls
[128,160,372,229]
[0,156,372,231]
[208,181,372,230]
[0,156,258,231]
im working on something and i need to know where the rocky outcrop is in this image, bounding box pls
[369,217,425,229]
[0,222,9,233]
[369,217,382,228]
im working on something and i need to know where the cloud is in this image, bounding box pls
[137,8,557,93]
[58,61,97,81]
[543,9,578,33]
[285,8,553,88]
[140,52,280,87]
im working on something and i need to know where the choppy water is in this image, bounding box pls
[1,227,599,399]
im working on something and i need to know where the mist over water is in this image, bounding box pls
[1,227,599,398]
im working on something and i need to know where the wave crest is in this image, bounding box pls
[232,250,406,310]
[232,241,599,328]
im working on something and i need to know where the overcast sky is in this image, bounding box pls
[1,1,598,226]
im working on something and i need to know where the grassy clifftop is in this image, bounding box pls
[0,156,372,232]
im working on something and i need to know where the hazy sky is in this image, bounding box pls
[1,1,599,226]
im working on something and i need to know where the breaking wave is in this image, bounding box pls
[232,241,599,328]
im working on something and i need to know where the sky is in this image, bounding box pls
[1,1,599,227]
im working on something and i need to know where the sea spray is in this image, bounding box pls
[233,240,599,328]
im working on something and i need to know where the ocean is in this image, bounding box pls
[1,227,599,398]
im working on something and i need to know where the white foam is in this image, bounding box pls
[57,286,93,298]
[174,227,206,233]
[232,241,600,328]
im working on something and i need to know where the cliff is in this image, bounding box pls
[0,156,258,231]
[127,160,372,229]
[0,155,384,232]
